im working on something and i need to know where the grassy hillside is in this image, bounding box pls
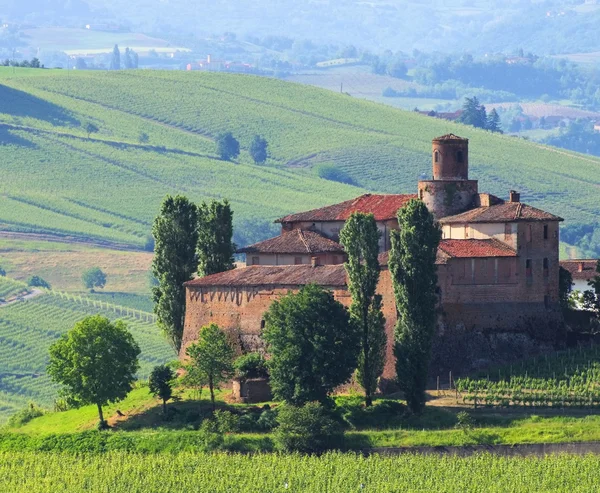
[0,284,174,423]
[0,68,598,252]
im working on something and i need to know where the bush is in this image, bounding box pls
[234,352,269,380]
[7,403,45,428]
[213,410,240,433]
[256,408,278,431]
[27,276,50,289]
[314,164,355,185]
[274,402,344,453]
[337,398,406,429]
[198,418,225,450]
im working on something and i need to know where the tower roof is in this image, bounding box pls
[433,134,468,142]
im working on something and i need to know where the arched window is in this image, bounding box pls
[457,150,464,163]
[434,151,439,163]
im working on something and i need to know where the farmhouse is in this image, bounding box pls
[560,259,599,293]
[182,135,564,378]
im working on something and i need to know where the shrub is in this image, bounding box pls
[234,352,269,380]
[213,410,240,433]
[256,408,278,431]
[199,418,225,450]
[455,411,474,432]
[27,276,50,289]
[314,164,355,185]
[7,403,45,428]
[274,402,344,453]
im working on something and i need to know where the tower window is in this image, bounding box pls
[434,151,439,163]
[543,224,549,240]
[543,258,549,277]
[457,150,464,163]
[526,259,533,281]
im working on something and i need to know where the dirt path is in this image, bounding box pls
[0,288,43,308]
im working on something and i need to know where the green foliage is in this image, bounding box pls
[148,364,175,414]
[213,409,240,433]
[110,44,120,71]
[27,275,50,289]
[152,195,199,351]
[275,402,344,453]
[339,212,386,406]
[0,266,5,277]
[84,122,99,138]
[197,199,236,278]
[263,284,359,405]
[459,96,488,129]
[6,403,45,428]
[47,315,141,427]
[389,200,441,414]
[487,109,502,133]
[81,267,107,291]
[455,411,474,432]
[185,323,235,411]
[216,131,240,161]
[249,134,268,164]
[559,266,573,311]
[234,352,269,380]
[314,163,355,185]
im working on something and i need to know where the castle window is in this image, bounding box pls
[526,259,533,281]
[457,150,464,163]
[251,256,260,266]
[543,224,549,240]
[434,151,439,163]
[526,225,532,243]
[543,258,549,277]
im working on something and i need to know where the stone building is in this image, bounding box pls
[182,135,564,377]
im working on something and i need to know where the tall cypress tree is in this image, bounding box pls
[152,195,199,351]
[388,199,441,414]
[339,212,386,407]
[110,44,120,70]
[197,199,236,277]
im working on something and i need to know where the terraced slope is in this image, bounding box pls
[0,287,174,423]
[0,68,598,251]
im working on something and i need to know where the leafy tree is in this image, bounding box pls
[389,199,441,414]
[124,47,134,69]
[216,132,240,161]
[234,352,269,380]
[249,135,268,164]
[47,315,140,429]
[263,283,359,405]
[387,59,408,79]
[110,44,120,70]
[149,364,175,415]
[27,275,50,289]
[152,195,199,351]
[559,266,573,311]
[339,212,386,407]
[197,199,236,277]
[486,108,502,133]
[85,122,99,139]
[30,58,41,68]
[185,323,235,411]
[82,267,107,291]
[75,57,87,70]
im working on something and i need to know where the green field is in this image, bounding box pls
[0,451,598,492]
[0,68,598,253]
[0,287,174,422]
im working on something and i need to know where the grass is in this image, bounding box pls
[0,68,597,253]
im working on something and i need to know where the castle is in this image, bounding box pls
[182,135,564,378]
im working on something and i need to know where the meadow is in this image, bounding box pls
[0,451,599,492]
[0,68,598,254]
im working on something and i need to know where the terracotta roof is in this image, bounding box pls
[433,134,468,141]
[276,194,417,223]
[185,265,347,288]
[438,239,517,258]
[559,260,599,281]
[439,202,563,224]
[237,230,344,255]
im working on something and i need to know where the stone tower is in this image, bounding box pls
[418,134,478,219]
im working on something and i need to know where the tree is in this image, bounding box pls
[388,199,441,414]
[47,315,140,428]
[339,212,386,407]
[149,364,175,415]
[110,44,120,70]
[152,195,199,351]
[124,47,134,69]
[487,109,502,133]
[185,323,235,411]
[197,199,236,277]
[586,260,600,315]
[75,57,87,70]
[263,283,359,406]
[82,267,107,291]
[249,135,268,164]
[85,122,99,139]
[559,266,573,311]
[387,59,408,79]
[459,96,487,129]
[27,275,50,289]
[216,132,240,161]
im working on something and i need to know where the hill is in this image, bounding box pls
[0,68,599,254]
[0,277,174,423]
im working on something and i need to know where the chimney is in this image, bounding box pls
[509,190,520,203]
[311,257,318,268]
[579,262,584,273]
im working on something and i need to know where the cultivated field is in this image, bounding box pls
[0,69,599,251]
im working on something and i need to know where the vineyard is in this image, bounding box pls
[0,68,598,251]
[0,285,174,422]
[456,346,600,409]
[1,451,599,492]
[0,277,29,301]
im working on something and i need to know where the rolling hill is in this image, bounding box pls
[0,68,599,254]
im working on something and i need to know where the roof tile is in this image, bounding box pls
[440,202,563,224]
[237,230,344,255]
[438,239,517,258]
[559,260,599,281]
